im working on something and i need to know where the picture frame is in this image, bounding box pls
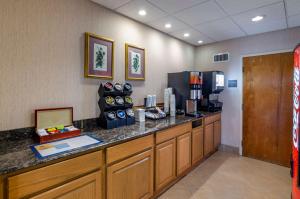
[125,43,145,81]
[84,32,114,79]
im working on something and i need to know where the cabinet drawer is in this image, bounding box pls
[8,151,103,199]
[30,170,102,199]
[156,122,192,144]
[106,135,154,164]
[204,113,221,125]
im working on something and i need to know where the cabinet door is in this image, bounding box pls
[177,132,192,176]
[30,170,102,199]
[214,120,221,149]
[204,123,214,156]
[192,127,204,165]
[107,149,153,199]
[155,139,176,191]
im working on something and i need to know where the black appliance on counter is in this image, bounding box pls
[168,71,203,117]
[200,71,224,112]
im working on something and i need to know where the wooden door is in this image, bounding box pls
[192,127,204,165]
[107,149,153,199]
[204,123,214,156]
[155,139,176,191]
[213,120,221,150]
[243,52,293,167]
[177,132,191,175]
[30,171,102,199]
[0,176,3,199]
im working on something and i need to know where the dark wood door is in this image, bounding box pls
[243,52,293,167]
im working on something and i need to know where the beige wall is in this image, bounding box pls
[194,27,300,153]
[0,0,195,131]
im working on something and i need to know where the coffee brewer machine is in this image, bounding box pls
[200,71,224,112]
[168,71,203,117]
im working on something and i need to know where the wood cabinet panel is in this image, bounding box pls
[213,120,221,150]
[107,135,153,164]
[107,149,154,199]
[192,127,204,165]
[204,123,214,156]
[30,170,102,199]
[8,151,103,199]
[156,123,192,144]
[0,176,3,199]
[155,139,176,191]
[204,114,221,125]
[177,132,191,175]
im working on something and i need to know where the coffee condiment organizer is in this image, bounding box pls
[98,82,135,129]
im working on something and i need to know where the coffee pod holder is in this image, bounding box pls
[98,82,135,129]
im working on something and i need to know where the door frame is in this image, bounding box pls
[240,49,293,156]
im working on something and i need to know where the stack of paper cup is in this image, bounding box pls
[152,95,157,107]
[170,94,176,117]
[164,89,170,114]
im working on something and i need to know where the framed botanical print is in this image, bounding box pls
[125,43,145,80]
[84,32,114,79]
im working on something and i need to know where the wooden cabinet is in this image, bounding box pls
[30,171,102,199]
[0,176,3,199]
[192,127,204,165]
[204,113,222,156]
[155,139,176,191]
[155,123,192,192]
[214,120,221,149]
[8,151,103,199]
[107,149,154,199]
[177,132,192,175]
[204,123,214,156]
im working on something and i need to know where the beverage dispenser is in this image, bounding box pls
[292,43,300,199]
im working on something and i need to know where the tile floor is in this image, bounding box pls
[159,151,291,199]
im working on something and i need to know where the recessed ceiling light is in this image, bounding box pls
[198,40,203,44]
[251,15,264,22]
[183,33,190,37]
[165,23,172,28]
[138,10,147,16]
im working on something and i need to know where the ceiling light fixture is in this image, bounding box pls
[183,33,190,37]
[198,40,203,44]
[251,15,264,22]
[165,23,172,28]
[138,10,147,16]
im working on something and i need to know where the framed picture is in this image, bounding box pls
[85,32,114,79]
[125,43,145,80]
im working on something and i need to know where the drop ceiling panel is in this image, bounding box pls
[147,0,207,14]
[169,29,215,45]
[116,0,167,23]
[288,14,300,28]
[285,0,300,17]
[195,18,246,41]
[91,0,131,9]
[147,16,190,33]
[215,0,282,15]
[174,1,227,25]
[232,2,287,35]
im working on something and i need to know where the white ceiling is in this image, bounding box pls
[91,0,300,46]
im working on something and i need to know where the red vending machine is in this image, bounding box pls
[292,44,300,199]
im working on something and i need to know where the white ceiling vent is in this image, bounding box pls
[213,53,229,63]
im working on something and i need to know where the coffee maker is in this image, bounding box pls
[168,71,203,117]
[200,71,224,112]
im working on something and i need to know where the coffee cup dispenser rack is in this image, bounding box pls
[98,82,135,129]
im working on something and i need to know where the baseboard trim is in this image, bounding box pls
[219,144,239,155]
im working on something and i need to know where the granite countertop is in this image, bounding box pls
[0,116,198,176]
